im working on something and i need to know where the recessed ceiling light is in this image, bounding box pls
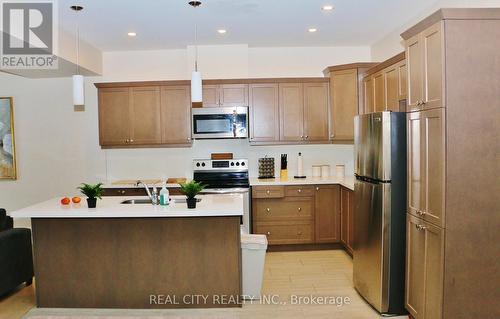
[217,29,227,34]
[322,5,334,11]
[308,28,317,33]
[127,32,137,37]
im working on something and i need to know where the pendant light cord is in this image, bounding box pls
[194,6,198,72]
[194,23,198,71]
[75,9,80,75]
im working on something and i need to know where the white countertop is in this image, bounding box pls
[249,176,355,190]
[10,194,244,218]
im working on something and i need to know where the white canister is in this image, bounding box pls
[312,165,321,177]
[321,165,330,179]
[336,165,345,178]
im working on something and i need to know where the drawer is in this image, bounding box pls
[254,221,314,245]
[285,185,315,197]
[252,186,285,198]
[253,197,313,221]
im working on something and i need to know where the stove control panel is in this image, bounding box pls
[193,159,248,171]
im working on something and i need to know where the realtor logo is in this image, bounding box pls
[0,0,58,69]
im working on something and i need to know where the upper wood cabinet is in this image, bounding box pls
[362,52,407,114]
[406,21,444,112]
[407,108,445,228]
[160,86,192,144]
[99,86,162,146]
[373,72,386,112]
[97,84,192,148]
[406,214,444,319]
[363,76,374,114]
[304,82,330,141]
[98,87,131,146]
[249,83,279,142]
[315,185,340,243]
[279,83,304,141]
[202,83,249,107]
[324,63,377,143]
[129,87,162,145]
[279,81,329,142]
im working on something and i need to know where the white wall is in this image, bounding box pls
[84,45,371,183]
[0,73,88,227]
[371,0,500,61]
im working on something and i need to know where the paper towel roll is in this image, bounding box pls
[297,152,304,177]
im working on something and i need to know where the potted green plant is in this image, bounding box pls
[78,183,104,208]
[179,181,205,209]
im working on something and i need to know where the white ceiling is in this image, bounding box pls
[59,0,440,51]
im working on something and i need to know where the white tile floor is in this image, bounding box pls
[22,250,408,319]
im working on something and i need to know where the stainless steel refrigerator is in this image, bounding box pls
[353,111,407,315]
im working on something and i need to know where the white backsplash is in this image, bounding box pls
[104,139,354,181]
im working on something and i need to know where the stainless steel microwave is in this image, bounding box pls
[192,106,248,139]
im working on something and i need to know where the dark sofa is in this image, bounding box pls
[0,208,34,297]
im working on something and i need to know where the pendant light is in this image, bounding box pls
[189,1,202,103]
[71,5,84,106]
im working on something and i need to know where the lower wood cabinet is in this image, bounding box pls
[252,184,342,245]
[315,185,340,243]
[406,214,444,319]
[340,186,355,253]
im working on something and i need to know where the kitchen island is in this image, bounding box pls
[10,195,244,309]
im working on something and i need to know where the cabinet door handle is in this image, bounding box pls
[266,231,271,236]
[187,137,191,141]
[316,187,320,191]
[415,224,427,231]
[297,231,303,236]
[300,135,304,139]
[417,210,426,216]
[129,139,134,143]
[125,139,129,143]
[297,207,302,212]
[266,208,271,213]
[297,189,302,193]
[305,135,309,139]
[266,190,270,195]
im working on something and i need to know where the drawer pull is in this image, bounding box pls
[266,190,270,195]
[415,224,427,231]
[297,231,302,235]
[266,231,271,236]
[316,187,319,191]
[417,210,426,216]
[297,189,302,193]
[266,208,271,213]
[298,207,302,212]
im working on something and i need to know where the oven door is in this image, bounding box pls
[192,107,248,139]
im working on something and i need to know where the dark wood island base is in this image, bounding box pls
[31,217,242,309]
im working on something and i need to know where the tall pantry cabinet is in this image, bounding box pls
[402,9,500,319]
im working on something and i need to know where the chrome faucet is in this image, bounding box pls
[136,181,159,205]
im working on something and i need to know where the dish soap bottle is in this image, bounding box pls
[160,183,169,205]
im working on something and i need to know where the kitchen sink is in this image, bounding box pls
[120,199,153,204]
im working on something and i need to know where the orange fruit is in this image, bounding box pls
[72,196,81,203]
[61,197,71,205]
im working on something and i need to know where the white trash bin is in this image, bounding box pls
[241,232,268,300]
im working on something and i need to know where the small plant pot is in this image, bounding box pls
[87,197,97,208]
[186,198,197,209]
